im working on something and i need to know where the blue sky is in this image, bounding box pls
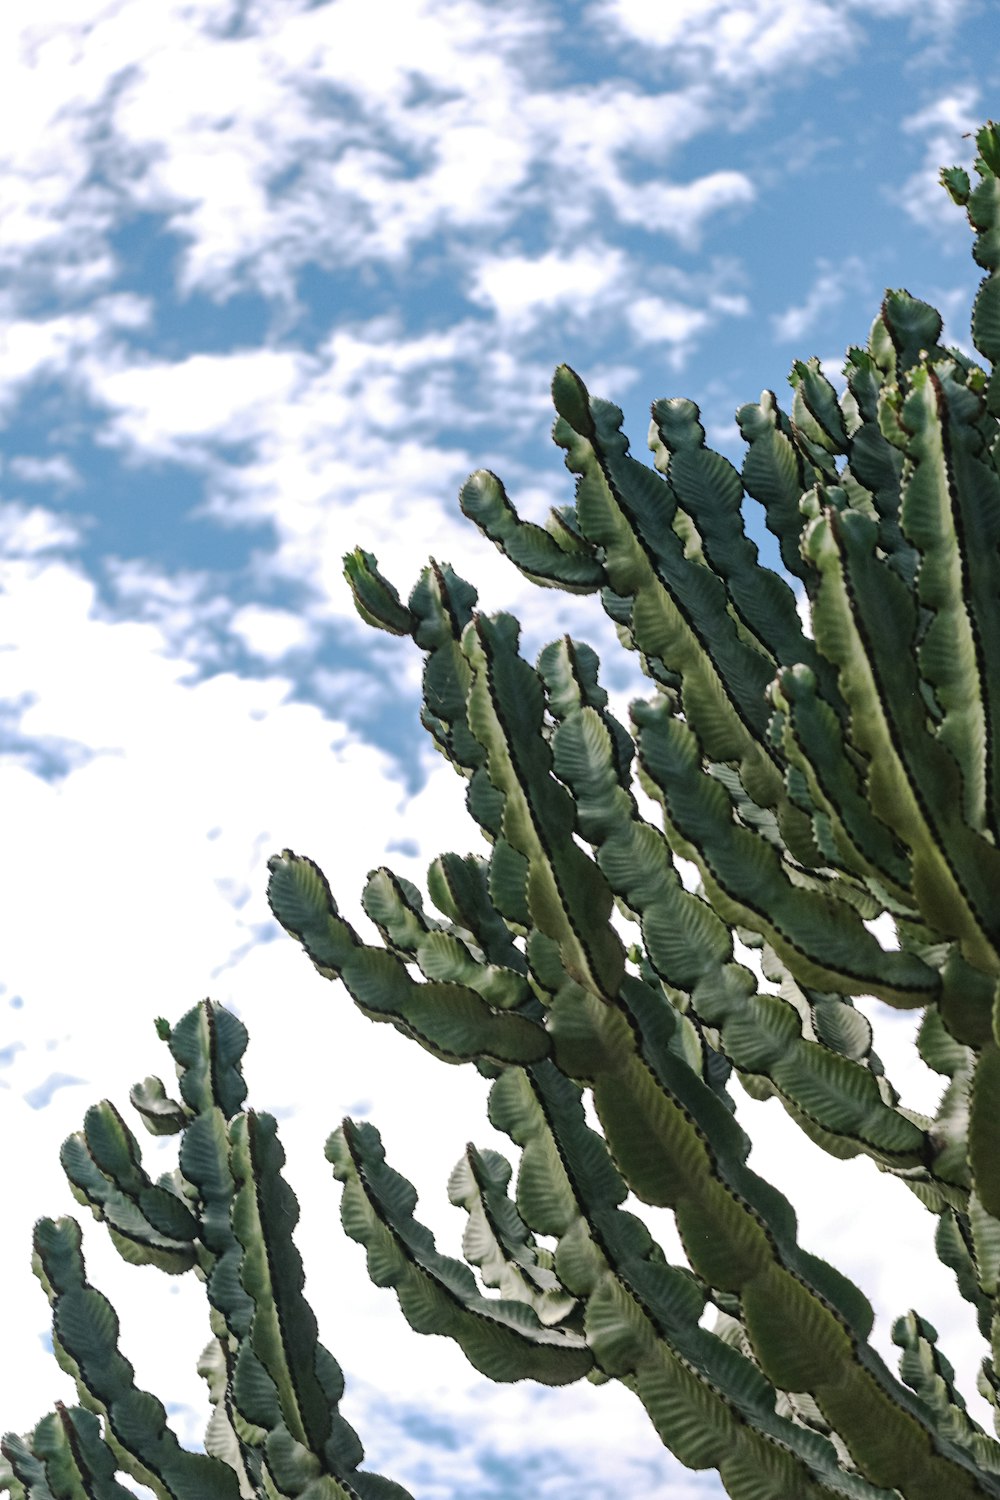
[2,2,999,1496]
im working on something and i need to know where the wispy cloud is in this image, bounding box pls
[900,85,981,235]
[771,256,868,343]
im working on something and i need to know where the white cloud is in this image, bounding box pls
[229,602,316,660]
[469,246,628,329]
[90,346,304,457]
[0,295,150,415]
[772,256,867,343]
[604,170,755,250]
[0,500,85,555]
[0,0,753,317]
[900,86,981,234]
[595,0,856,83]
[596,0,970,83]
[6,455,80,488]
[626,294,710,349]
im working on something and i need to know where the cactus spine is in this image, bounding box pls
[8,122,1000,1500]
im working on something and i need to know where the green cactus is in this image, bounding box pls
[9,121,1000,1500]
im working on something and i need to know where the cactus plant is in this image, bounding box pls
[7,122,1000,1499]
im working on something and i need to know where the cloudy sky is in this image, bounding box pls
[2,2,999,1496]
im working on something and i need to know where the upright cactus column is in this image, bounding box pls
[8,121,1000,1500]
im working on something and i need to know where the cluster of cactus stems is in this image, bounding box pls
[7,125,1000,1500]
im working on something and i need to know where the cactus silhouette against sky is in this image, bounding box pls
[6,123,1000,1500]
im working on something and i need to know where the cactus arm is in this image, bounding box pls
[882,362,992,837]
[462,610,626,1000]
[361,866,532,1011]
[736,391,818,582]
[446,1143,580,1327]
[29,1217,242,1500]
[458,468,607,592]
[266,849,549,1067]
[342,548,416,636]
[406,559,483,772]
[128,1077,187,1137]
[648,394,841,711]
[893,1312,1000,1475]
[58,1106,198,1276]
[1,1405,137,1500]
[424,851,531,976]
[768,664,913,902]
[228,1111,335,1459]
[964,124,1000,413]
[325,1119,593,1384]
[929,361,1000,838]
[168,1001,249,1120]
[549,367,783,792]
[486,1063,896,1498]
[804,504,1000,972]
[633,696,940,1006]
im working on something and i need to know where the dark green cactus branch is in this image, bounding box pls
[30,1215,242,1500]
[486,1061,897,1498]
[4,1002,414,1500]
[266,849,549,1067]
[327,1118,592,1385]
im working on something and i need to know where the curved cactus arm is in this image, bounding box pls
[425,850,531,977]
[633,695,940,1007]
[486,1063,892,1499]
[957,123,1000,412]
[648,393,841,712]
[927,359,1000,839]
[880,359,995,839]
[549,366,784,797]
[458,468,607,592]
[540,633,934,1171]
[804,502,1000,973]
[461,610,625,1001]
[362,866,533,1012]
[58,1100,199,1275]
[326,1118,594,1385]
[768,664,914,904]
[1,1404,139,1500]
[446,1143,580,1327]
[540,963,999,1496]
[737,390,819,583]
[342,547,417,636]
[266,850,548,1067]
[228,1110,411,1499]
[29,1216,243,1500]
[128,1076,187,1136]
[893,1312,1000,1473]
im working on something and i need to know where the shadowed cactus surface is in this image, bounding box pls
[7,123,1000,1500]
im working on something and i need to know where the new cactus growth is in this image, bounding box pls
[7,123,1000,1500]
